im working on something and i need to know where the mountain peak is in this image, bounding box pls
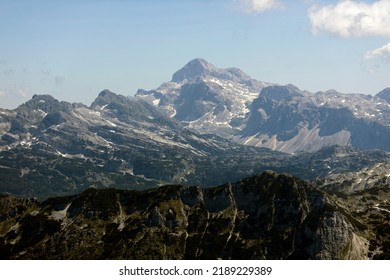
[171,58,259,87]
[98,89,116,97]
[188,58,212,67]
[17,94,70,114]
[376,87,390,103]
[260,84,304,101]
[171,58,217,83]
[90,89,129,109]
[31,93,56,100]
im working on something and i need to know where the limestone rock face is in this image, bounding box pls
[376,87,390,103]
[1,89,389,200]
[0,171,376,260]
[137,59,390,153]
[0,194,38,221]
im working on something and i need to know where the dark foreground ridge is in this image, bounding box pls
[1,170,389,260]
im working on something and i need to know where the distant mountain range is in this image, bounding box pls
[137,58,390,153]
[1,89,388,199]
[1,58,390,260]
[0,90,276,198]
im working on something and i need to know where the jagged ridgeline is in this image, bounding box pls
[0,90,389,199]
[137,58,390,153]
[1,59,390,260]
[2,171,388,260]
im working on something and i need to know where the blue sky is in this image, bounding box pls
[1,0,390,109]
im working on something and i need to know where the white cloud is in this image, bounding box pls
[237,0,284,13]
[0,90,5,97]
[364,42,390,60]
[309,0,390,37]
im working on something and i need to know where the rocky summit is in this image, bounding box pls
[376,87,390,103]
[2,171,387,260]
[137,59,390,153]
[1,58,390,260]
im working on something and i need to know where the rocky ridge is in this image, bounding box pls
[1,91,388,199]
[0,90,286,199]
[137,59,390,153]
[316,162,390,259]
[317,160,390,194]
[0,171,380,260]
[136,58,271,138]
[236,85,390,153]
[377,87,390,103]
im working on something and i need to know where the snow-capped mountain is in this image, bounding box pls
[2,90,388,199]
[137,59,390,153]
[136,58,271,138]
[0,90,289,198]
[235,85,390,153]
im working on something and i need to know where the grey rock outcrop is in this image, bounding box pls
[0,171,374,260]
[376,87,390,103]
[137,59,390,153]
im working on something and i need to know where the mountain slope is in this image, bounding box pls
[0,90,290,199]
[0,171,376,260]
[316,162,390,259]
[317,160,390,194]
[1,90,389,199]
[136,58,271,138]
[235,85,390,153]
[137,59,390,153]
[376,87,390,103]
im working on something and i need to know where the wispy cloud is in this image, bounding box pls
[3,69,13,76]
[17,88,28,98]
[236,0,284,13]
[0,86,30,99]
[38,70,66,87]
[364,42,390,61]
[309,0,390,37]
[55,76,66,87]
[0,86,31,109]
[40,70,51,76]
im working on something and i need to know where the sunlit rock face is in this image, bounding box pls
[138,59,390,153]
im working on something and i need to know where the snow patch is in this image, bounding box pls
[51,203,71,221]
[170,109,177,118]
[37,109,47,117]
[56,150,71,158]
[89,110,101,117]
[106,120,117,127]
